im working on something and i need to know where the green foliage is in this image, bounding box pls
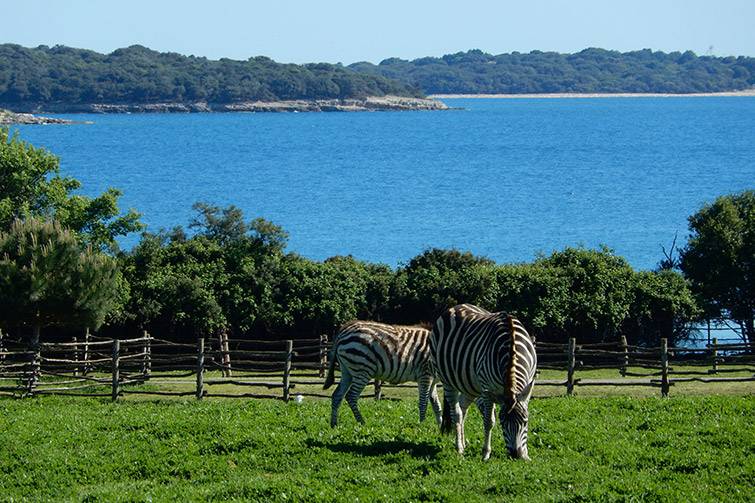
[625,270,702,346]
[121,212,700,344]
[532,247,637,341]
[0,44,420,106]
[0,128,142,251]
[0,218,121,337]
[680,190,755,341]
[495,262,570,333]
[0,396,752,501]
[122,232,229,338]
[401,248,498,321]
[350,48,755,94]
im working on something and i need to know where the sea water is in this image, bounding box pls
[13,97,755,270]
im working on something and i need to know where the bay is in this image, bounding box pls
[13,97,755,269]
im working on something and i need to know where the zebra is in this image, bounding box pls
[323,320,442,428]
[430,303,537,461]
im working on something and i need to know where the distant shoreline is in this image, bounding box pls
[0,96,448,115]
[431,90,755,99]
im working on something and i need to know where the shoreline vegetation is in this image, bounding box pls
[3,45,755,115]
[0,44,423,113]
[431,89,755,99]
[353,48,755,95]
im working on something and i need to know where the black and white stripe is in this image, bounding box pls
[323,320,441,427]
[431,304,537,460]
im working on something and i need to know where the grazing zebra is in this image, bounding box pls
[323,320,442,428]
[431,304,537,461]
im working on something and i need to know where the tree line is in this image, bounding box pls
[0,44,419,107]
[2,45,754,110]
[1,128,753,347]
[349,48,755,94]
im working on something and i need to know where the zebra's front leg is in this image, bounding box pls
[417,376,441,424]
[442,386,465,455]
[417,376,431,423]
[480,397,495,461]
[345,376,370,425]
[330,370,353,428]
[429,381,442,426]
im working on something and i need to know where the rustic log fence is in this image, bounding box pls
[0,332,752,401]
[534,337,755,395]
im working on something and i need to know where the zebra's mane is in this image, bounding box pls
[503,314,518,410]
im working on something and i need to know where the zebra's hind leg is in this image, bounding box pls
[330,369,353,428]
[480,397,495,461]
[459,394,476,449]
[345,375,370,425]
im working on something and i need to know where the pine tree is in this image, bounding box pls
[0,218,121,344]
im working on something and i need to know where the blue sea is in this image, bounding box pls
[13,97,755,270]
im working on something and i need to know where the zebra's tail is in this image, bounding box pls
[440,395,453,435]
[322,339,339,390]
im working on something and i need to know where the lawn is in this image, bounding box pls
[0,395,753,501]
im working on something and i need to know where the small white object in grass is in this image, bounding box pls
[294,394,303,403]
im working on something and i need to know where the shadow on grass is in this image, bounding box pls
[305,438,441,458]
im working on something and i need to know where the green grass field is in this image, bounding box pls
[1,394,753,502]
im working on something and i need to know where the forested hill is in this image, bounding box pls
[0,44,421,107]
[348,48,755,95]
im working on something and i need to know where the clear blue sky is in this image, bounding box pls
[4,0,754,63]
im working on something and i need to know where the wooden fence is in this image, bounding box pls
[0,329,752,401]
[534,336,755,396]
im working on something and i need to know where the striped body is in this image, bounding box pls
[324,320,441,427]
[431,304,537,460]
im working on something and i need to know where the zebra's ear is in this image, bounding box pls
[504,398,517,414]
[517,379,534,402]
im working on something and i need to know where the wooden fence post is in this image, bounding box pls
[196,337,205,400]
[27,342,41,396]
[711,337,718,375]
[83,328,90,375]
[0,328,4,364]
[111,339,120,402]
[73,336,79,377]
[283,340,293,402]
[141,330,151,378]
[566,338,576,395]
[660,338,669,397]
[219,329,231,377]
[374,380,383,401]
[620,335,628,377]
[319,334,328,378]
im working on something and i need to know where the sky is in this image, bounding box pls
[3,0,754,63]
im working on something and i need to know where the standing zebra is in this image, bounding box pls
[431,304,537,460]
[323,320,442,427]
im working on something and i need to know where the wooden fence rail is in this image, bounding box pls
[0,332,752,400]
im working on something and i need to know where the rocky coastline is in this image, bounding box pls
[1,96,448,115]
[0,109,77,125]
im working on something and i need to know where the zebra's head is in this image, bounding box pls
[500,400,530,460]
